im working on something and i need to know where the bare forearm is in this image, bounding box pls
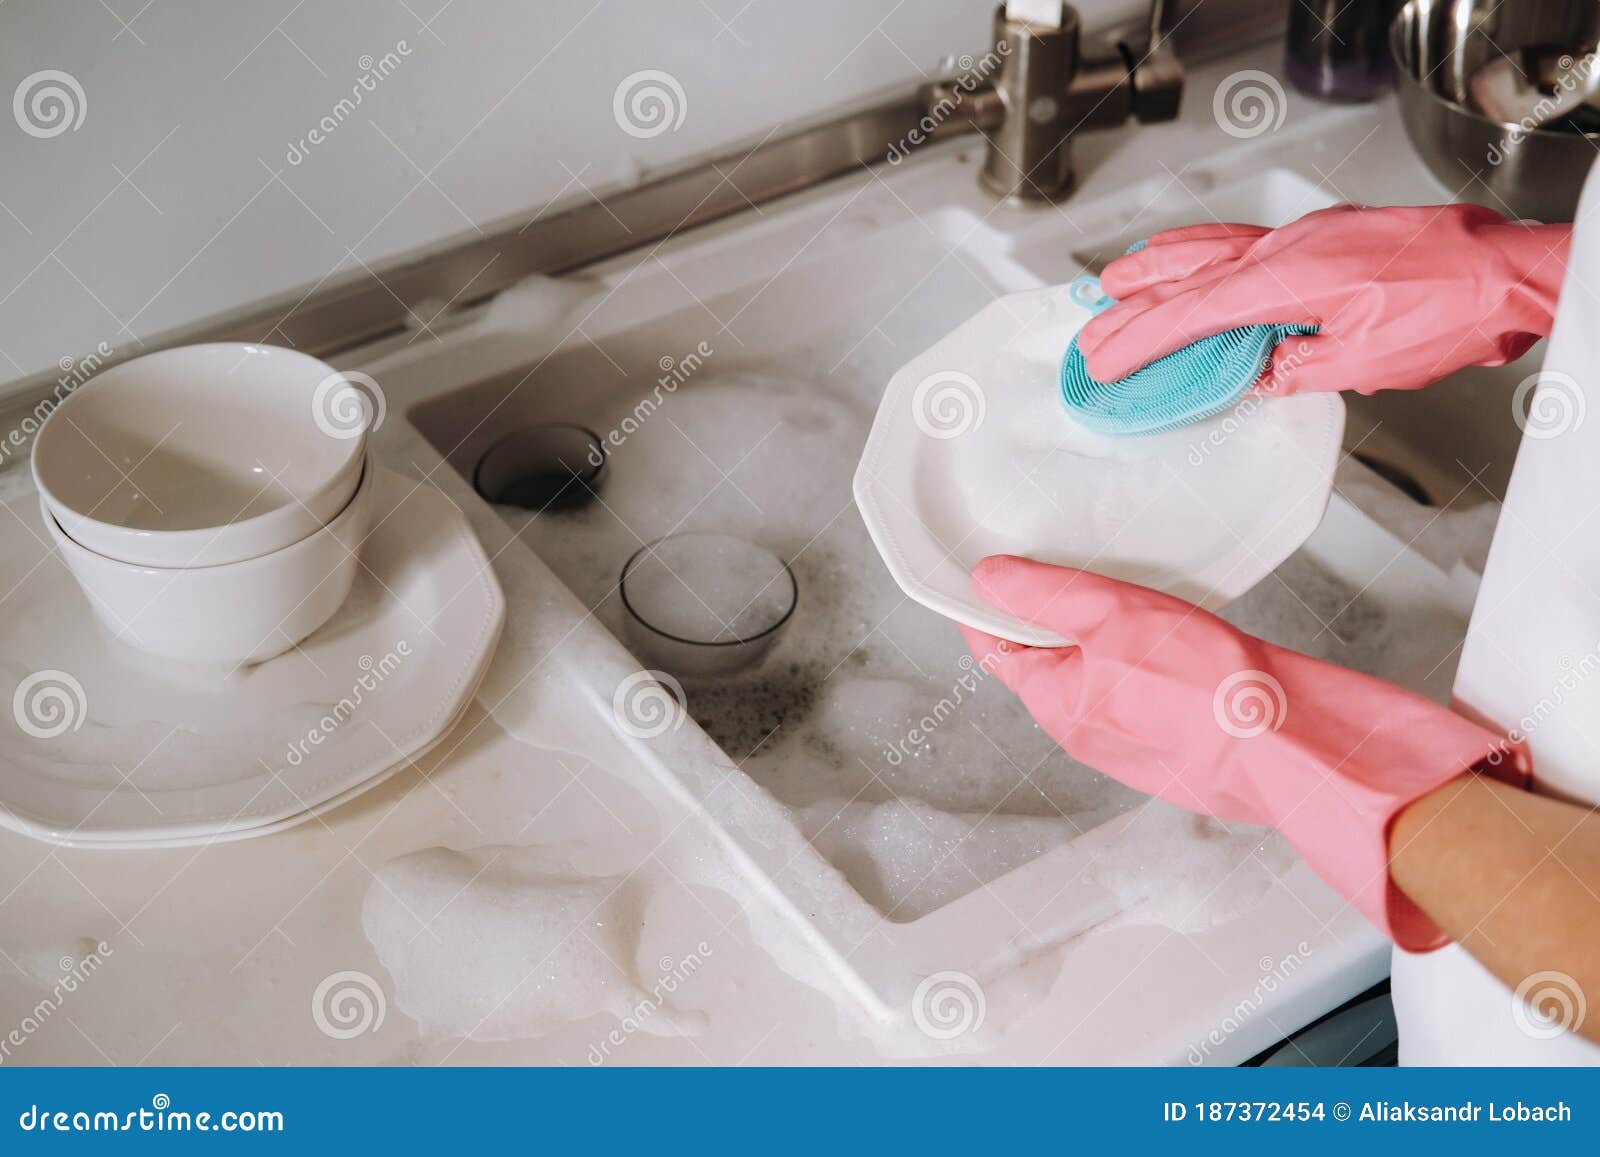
[1390,774,1600,1044]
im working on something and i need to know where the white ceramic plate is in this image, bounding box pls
[0,466,504,846]
[853,285,1346,647]
[13,743,439,851]
[20,651,493,852]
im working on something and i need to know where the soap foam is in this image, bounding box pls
[499,298,1458,936]
[624,532,791,643]
[503,366,1148,921]
[362,845,703,1042]
[796,798,1089,922]
[1083,801,1295,934]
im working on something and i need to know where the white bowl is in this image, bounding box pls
[44,454,376,667]
[32,343,369,568]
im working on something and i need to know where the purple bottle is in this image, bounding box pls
[1285,0,1395,102]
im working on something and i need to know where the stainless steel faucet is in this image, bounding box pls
[942,1,1184,202]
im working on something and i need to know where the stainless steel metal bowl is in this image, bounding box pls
[1391,0,1600,222]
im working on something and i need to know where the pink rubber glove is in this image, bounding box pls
[961,555,1530,951]
[1077,204,1570,395]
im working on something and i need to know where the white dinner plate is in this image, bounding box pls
[18,642,494,852]
[0,466,504,846]
[853,285,1345,647]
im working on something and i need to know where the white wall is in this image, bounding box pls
[0,0,1271,389]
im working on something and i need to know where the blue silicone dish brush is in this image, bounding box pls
[1059,243,1318,437]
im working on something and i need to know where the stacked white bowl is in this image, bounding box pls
[32,343,378,666]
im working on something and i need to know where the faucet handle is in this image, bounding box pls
[1003,0,1069,28]
[974,0,1183,202]
[1131,39,1184,123]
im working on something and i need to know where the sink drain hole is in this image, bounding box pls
[474,423,606,510]
[1352,451,1434,507]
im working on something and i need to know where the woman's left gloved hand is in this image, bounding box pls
[961,554,1529,951]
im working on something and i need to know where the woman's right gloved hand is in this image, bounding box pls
[961,555,1530,952]
[1077,204,1571,396]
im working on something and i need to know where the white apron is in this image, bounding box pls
[1392,158,1600,1065]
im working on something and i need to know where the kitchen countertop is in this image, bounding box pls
[0,40,1486,1066]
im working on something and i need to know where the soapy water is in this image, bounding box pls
[495,370,1148,917]
[483,338,1470,929]
[796,798,1112,923]
[459,235,1474,935]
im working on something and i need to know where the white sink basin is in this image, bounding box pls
[379,150,1479,1058]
